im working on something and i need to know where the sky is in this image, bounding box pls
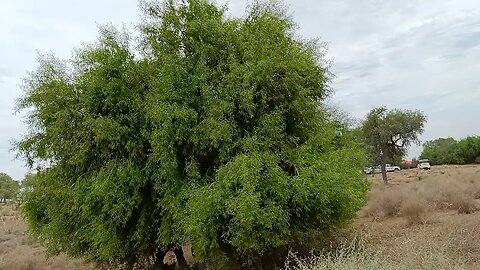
[1,0,480,179]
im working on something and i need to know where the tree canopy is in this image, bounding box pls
[17,1,368,269]
[421,136,480,165]
[360,107,426,184]
[0,172,19,202]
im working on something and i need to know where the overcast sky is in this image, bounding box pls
[1,0,480,179]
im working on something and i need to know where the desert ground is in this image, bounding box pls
[2,165,479,270]
[352,164,480,269]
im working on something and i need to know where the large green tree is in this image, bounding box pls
[361,108,426,184]
[0,172,20,202]
[17,1,368,269]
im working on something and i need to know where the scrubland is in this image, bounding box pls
[291,165,480,270]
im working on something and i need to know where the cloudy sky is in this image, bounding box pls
[1,0,479,179]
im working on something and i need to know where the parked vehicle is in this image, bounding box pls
[385,164,401,172]
[417,159,431,170]
[363,167,373,174]
[363,164,401,174]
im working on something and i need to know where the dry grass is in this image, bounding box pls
[452,194,478,214]
[285,165,480,270]
[352,165,480,269]
[400,198,427,225]
[362,186,429,225]
[418,169,480,214]
[473,190,480,200]
[363,165,480,220]
[362,188,405,219]
[286,234,466,270]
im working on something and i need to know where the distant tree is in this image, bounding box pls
[16,1,368,269]
[0,173,20,202]
[420,136,480,165]
[454,136,480,164]
[420,137,459,165]
[361,107,426,184]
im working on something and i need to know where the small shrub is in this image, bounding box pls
[364,188,405,219]
[400,199,427,225]
[452,195,478,214]
[435,187,479,214]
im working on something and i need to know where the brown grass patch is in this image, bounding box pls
[356,165,480,269]
[400,199,427,225]
[453,195,478,214]
[362,188,405,219]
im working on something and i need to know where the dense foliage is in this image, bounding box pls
[360,107,426,184]
[420,136,480,165]
[0,172,20,202]
[17,1,368,269]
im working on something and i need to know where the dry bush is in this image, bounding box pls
[437,188,478,214]
[363,185,429,222]
[363,188,405,219]
[452,195,478,214]
[470,179,480,200]
[400,199,427,225]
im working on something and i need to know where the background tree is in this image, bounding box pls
[0,173,20,203]
[420,137,459,165]
[361,107,426,184]
[455,136,480,164]
[420,136,480,165]
[17,1,368,269]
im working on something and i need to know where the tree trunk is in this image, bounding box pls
[174,248,189,270]
[380,157,388,185]
[151,249,171,270]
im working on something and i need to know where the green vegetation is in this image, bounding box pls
[420,136,480,165]
[0,172,20,202]
[16,0,368,269]
[359,107,426,184]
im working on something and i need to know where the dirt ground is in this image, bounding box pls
[1,165,479,269]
